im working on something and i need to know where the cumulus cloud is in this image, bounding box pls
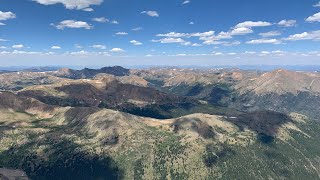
[284,30,320,41]
[306,12,320,22]
[182,0,190,5]
[92,17,109,23]
[259,31,281,37]
[110,20,119,24]
[313,1,320,7]
[246,38,281,44]
[0,38,8,42]
[243,51,256,54]
[12,44,24,49]
[75,44,83,49]
[278,20,296,27]
[91,44,106,49]
[152,37,185,43]
[223,41,241,46]
[132,27,143,31]
[141,11,159,17]
[130,40,142,45]
[115,32,128,35]
[189,21,194,25]
[83,7,94,12]
[110,48,125,52]
[230,27,253,35]
[156,31,214,38]
[0,22,5,26]
[156,32,188,38]
[52,20,92,30]
[234,21,272,28]
[191,43,201,47]
[0,11,16,21]
[51,45,61,49]
[32,0,103,10]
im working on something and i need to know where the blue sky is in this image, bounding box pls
[0,0,320,67]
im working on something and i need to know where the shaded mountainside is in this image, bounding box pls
[55,66,130,79]
[17,78,214,119]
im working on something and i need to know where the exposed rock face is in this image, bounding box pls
[0,168,29,180]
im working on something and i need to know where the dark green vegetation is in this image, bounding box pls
[0,140,123,180]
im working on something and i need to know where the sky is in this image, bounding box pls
[0,0,320,67]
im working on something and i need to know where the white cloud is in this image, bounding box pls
[156,32,188,38]
[91,44,106,49]
[202,41,227,45]
[152,37,186,43]
[11,50,41,55]
[260,51,270,55]
[0,46,7,49]
[75,44,83,49]
[0,38,8,42]
[0,11,16,21]
[246,38,281,44]
[51,45,61,49]
[191,31,215,37]
[92,17,109,23]
[12,44,24,49]
[130,40,142,45]
[69,50,89,55]
[110,48,124,52]
[175,54,187,56]
[189,21,194,25]
[110,20,119,24]
[145,54,153,57]
[284,30,320,41]
[244,51,256,54]
[191,43,202,47]
[313,1,320,7]
[0,22,5,26]
[278,20,296,27]
[132,27,143,31]
[235,21,272,28]
[52,20,92,30]
[230,27,253,35]
[223,41,241,46]
[141,11,159,17]
[213,52,223,56]
[115,32,128,35]
[182,0,190,5]
[306,12,320,22]
[32,0,103,10]
[259,31,281,37]
[156,31,214,38]
[83,7,94,12]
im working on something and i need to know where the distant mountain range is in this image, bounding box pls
[0,66,319,179]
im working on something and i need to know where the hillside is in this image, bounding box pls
[0,93,319,179]
[0,66,320,179]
